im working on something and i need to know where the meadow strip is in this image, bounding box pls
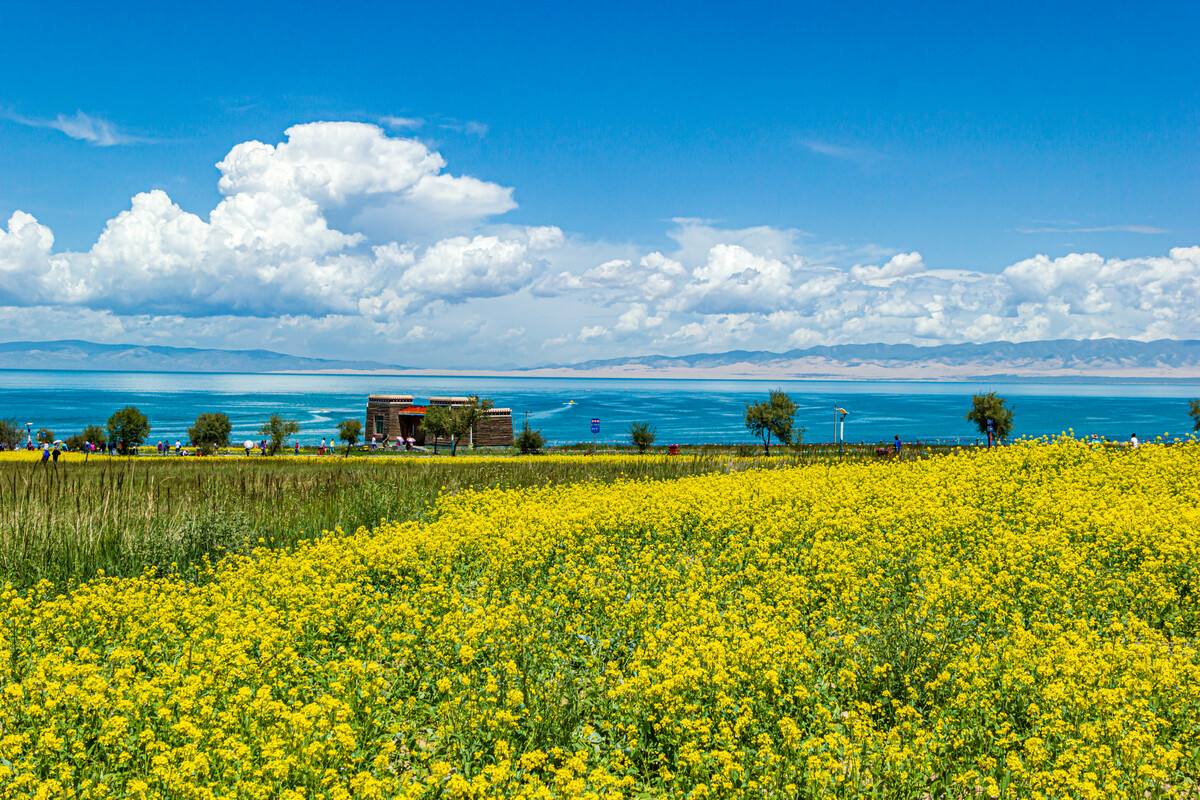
[0,452,845,589]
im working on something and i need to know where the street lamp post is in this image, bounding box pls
[833,406,849,455]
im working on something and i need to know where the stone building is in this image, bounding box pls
[365,394,513,447]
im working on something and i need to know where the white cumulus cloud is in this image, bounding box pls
[0,121,1198,366]
[0,122,538,320]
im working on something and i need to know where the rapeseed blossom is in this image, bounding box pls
[1,439,1198,797]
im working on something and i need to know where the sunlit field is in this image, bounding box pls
[1,439,1197,798]
[0,447,930,588]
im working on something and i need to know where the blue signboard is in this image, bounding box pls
[590,418,601,435]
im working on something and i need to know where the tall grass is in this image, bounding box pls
[0,446,948,589]
[0,454,735,588]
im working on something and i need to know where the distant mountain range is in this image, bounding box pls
[0,340,404,373]
[2,337,1199,379]
[545,338,1200,380]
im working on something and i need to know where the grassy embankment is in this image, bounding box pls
[0,444,942,589]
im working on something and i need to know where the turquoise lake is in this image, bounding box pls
[1,370,1197,446]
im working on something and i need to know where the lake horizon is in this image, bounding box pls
[1,368,1196,447]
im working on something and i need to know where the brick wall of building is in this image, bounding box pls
[474,409,514,446]
[365,395,414,441]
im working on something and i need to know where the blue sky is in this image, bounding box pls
[0,2,1197,365]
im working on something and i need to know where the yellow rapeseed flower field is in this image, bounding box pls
[1,439,1198,798]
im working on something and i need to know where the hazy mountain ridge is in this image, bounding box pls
[552,339,1200,378]
[2,338,1199,379]
[0,340,403,373]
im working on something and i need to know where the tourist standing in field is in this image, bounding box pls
[243,439,253,456]
[1131,433,1140,448]
[40,443,50,464]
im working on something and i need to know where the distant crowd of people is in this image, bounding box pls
[0,437,349,459]
[2,428,1149,462]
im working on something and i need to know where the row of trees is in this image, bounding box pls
[6,393,1200,457]
[5,395,517,458]
[192,413,366,455]
[739,390,1018,455]
[0,407,154,455]
[515,392,804,456]
[195,414,365,456]
[0,408,368,457]
[738,389,1187,452]
[181,396,503,457]
[515,418,658,455]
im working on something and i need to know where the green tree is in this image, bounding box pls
[338,419,363,455]
[420,406,452,455]
[449,396,494,455]
[0,419,21,449]
[745,390,799,455]
[629,421,656,453]
[967,392,1014,444]
[1190,399,1200,431]
[258,414,300,456]
[36,428,54,445]
[107,406,150,455]
[516,419,545,454]
[188,412,232,455]
[65,424,105,452]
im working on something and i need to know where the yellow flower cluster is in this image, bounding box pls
[1,439,1198,798]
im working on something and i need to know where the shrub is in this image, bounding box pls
[107,406,150,454]
[421,406,452,455]
[967,392,1014,442]
[745,389,798,455]
[189,412,233,455]
[629,421,656,453]
[517,420,545,454]
[338,419,363,455]
[0,419,21,449]
[259,414,300,456]
[64,425,105,452]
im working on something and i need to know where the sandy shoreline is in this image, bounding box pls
[280,361,1200,382]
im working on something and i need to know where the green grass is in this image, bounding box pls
[0,444,952,590]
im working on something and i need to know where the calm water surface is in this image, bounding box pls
[0,370,1196,446]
